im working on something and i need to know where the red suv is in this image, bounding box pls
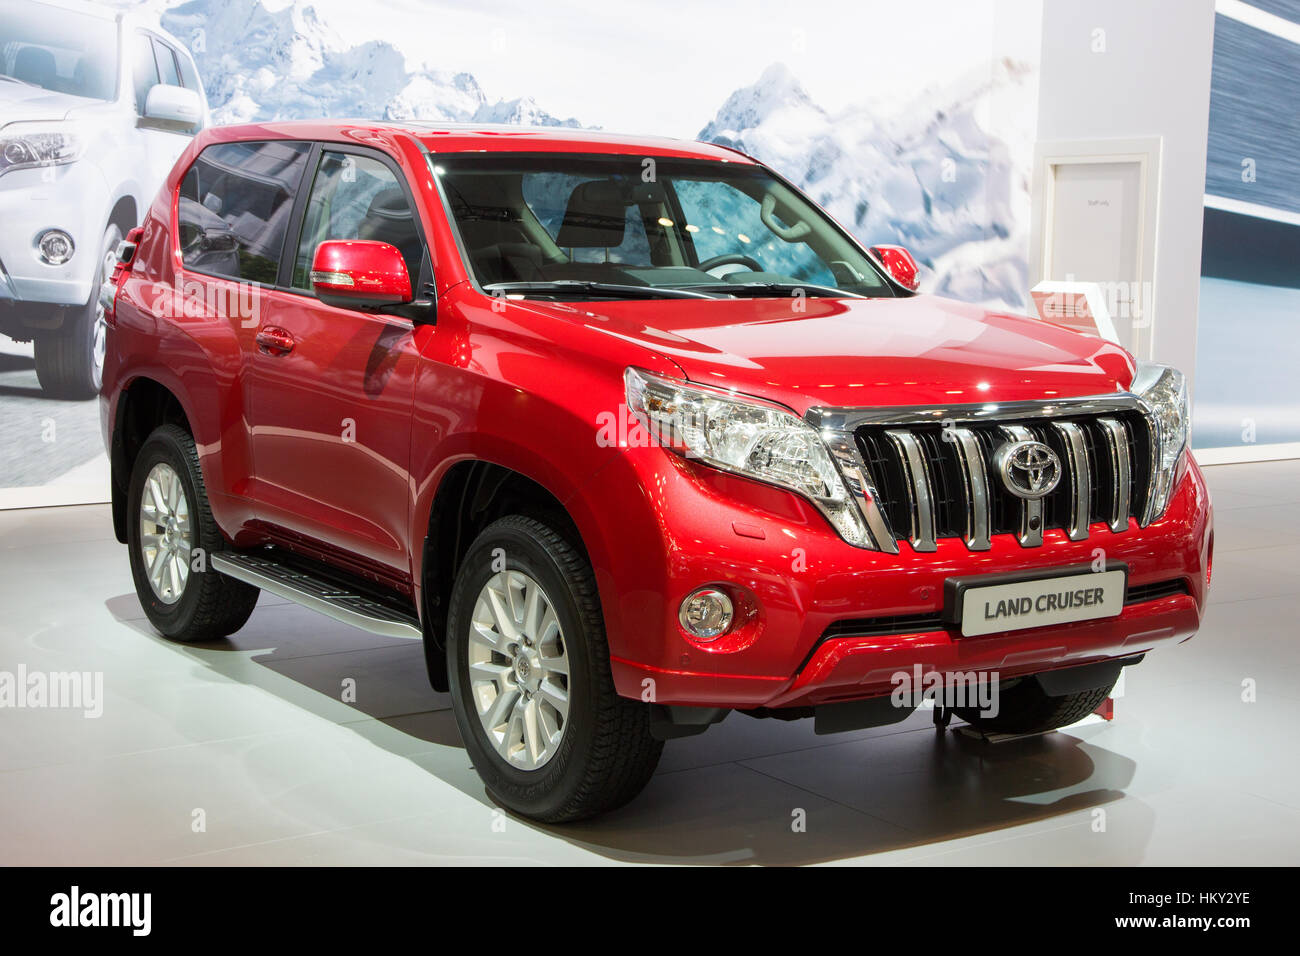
[102,122,1212,822]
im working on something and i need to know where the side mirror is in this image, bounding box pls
[311,240,413,309]
[869,244,920,292]
[142,84,202,129]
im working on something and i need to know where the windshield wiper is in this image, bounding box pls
[0,74,36,87]
[667,281,866,299]
[483,280,717,300]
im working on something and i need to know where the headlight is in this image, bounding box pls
[624,367,871,546]
[1132,361,1189,522]
[0,124,84,177]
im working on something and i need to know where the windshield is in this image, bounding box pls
[432,153,893,300]
[0,0,118,101]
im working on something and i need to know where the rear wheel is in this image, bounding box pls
[447,515,662,822]
[955,677,1115,735]
[34,223,120,400]
[127,424,259,641]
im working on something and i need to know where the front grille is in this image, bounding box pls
[821,613,947,640]
[854,411,1153,551]
[1124,578,1190,604]
[812,579,1188,652]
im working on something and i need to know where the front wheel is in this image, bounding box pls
[127,424,260,641]
[34,223,120,400]
[447,515,662,822]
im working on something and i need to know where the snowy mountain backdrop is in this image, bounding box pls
[153,0,583,127]
[699,61,1037,311]
[126,0,1038,311]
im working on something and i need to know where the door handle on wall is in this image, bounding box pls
[255,327,295,355]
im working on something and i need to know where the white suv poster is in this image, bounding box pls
[0,0,1040,507]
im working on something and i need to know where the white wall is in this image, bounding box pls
[1035,0,1216,391]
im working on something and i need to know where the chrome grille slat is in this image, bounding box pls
[883,429,937,552]
[808,396,1154,553]
[820,430,899,553]
[1097,416,1132,533]
[948,427,991,551]
[1052,421,1092,541]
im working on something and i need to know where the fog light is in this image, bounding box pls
[37,229,74,265]
[678,587,734,641]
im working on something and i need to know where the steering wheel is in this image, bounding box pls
[699,253,763,275]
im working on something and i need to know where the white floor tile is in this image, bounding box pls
[1,460,1298,864]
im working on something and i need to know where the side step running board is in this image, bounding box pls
[212,551,423,640]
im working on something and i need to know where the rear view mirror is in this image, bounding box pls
[311,240,413,309]
[869,244,921,292]
[142,84,202,130]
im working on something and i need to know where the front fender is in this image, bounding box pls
[406,288,683,645]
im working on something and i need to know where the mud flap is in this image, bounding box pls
[814,695,916,735]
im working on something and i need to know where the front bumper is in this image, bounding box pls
[0,163,110,308]
[590,447,1211,710]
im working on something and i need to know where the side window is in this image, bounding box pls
[292,151,422,291]
[131,33,157,114]
[178,141,311,283]
[175,49,202,94]
[151,38,181,87]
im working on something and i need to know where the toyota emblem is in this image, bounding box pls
[994,440,1062,499]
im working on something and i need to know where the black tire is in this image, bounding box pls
[955,677,1115,735]
[127,424,259,641]
[34,223,119,400]
[447,515,662,822]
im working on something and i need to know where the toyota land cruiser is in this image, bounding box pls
[101,122,1212,822]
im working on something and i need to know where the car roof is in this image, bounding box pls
[28,0,193,50]
[27,0,119,19]
[200,120,756,164]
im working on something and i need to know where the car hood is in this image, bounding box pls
[537,294,1136,415]
[0,83,101,124]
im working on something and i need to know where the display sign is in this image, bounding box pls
[1030,280,1122,344]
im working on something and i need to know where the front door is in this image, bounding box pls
[246,147,426,576]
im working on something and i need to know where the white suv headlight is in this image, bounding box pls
[1132,361,1189,522]
[0,124,84,177]
[624,367,871,546]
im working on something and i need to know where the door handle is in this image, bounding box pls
[255,326,295,356]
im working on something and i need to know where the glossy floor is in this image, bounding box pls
[1,461,1298,865]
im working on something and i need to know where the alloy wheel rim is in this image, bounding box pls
[90,235,116,392]
[91,303,106,391]
[467,570,570,771]
[139,462,193,605]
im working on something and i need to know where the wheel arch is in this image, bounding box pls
[417,458,591,692]
[110,376,195,543]
[107,194,139,239]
